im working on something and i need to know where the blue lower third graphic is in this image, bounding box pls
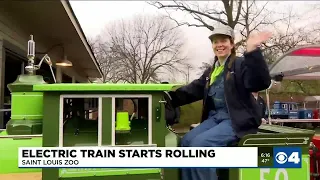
[273,147,302,168]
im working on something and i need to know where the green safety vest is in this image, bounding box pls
[209,55,231,85]
[209,65,224,85]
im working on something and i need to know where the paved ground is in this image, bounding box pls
[0,172,41,180]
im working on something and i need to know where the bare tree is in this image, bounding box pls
[149,0,290,49]
[149,0,297,75]
[179,64,193,84]
[88,37,124,83]
[262,8,319,64]
[198,58,215,75]
[97,14,191,84]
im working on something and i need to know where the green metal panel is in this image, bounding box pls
[42,92,60,180]
[102,98,112,145]
[59,168,161,178]
[165,128,180,147]
[6,74,47,135]
[164,128,181,180]
[259,124,315,134]
[152,93,166,147]
[59,173,162,180]
[32,83,180,92]
[6,119,43,135]
[0,136,42,174]
[42,92,60,147]
[7,75,46,92]
[153,92,180,180]
[229,125,315,180]
[11,92,44,120]
[6,92,44,135]
[240,154,309,180]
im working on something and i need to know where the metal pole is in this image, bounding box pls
[0,39,5,128]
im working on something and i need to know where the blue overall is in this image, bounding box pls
[180,67,237,180]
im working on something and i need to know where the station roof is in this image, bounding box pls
[269,45,320,80]
[304,96,320,102]
[0,1,102,79]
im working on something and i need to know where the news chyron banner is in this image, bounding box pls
[18,147,302,168]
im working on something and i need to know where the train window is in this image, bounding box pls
[60,97,100,147]
[289,104,298,111]
[273,103,280,109]
[114,97,151,146]
[281,104,287,109]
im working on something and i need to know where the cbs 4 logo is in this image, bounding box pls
[275,151,300,164]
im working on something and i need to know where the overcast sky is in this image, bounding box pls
[70,1,319,82]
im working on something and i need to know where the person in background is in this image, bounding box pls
[252,92,267,124]
[164,24,271,180]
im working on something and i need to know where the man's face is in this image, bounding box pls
[211,35,234,58]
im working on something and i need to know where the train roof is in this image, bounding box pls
[269,45,320,80]
[32,83,181,92]
[304,96,320,102]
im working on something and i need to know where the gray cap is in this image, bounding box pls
[208,24,235,41]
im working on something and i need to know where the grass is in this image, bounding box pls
[170,85,203,130]
[169,85,204,133]
[172,100,203,133]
